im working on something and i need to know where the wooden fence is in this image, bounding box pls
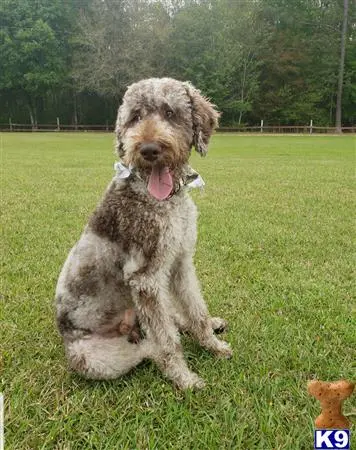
[0,122,355,133]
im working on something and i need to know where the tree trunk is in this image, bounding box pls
[335,0,349,133]
[26,94,38,130]
[239,58,247,126]
[238,83,244,125]
[73,91,78,130]
[27,105,35,130]
[329,94,334,125]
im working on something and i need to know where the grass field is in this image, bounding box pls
[1,132,355,449]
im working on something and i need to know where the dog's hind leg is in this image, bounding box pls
[210,317,228,334]
[65,335,151,380]
[174,311,227,334]
[175,314,227,335]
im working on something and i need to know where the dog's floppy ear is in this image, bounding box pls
[184,82,220,156]
[115,106,125,158]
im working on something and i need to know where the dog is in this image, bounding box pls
[55,78,232,389]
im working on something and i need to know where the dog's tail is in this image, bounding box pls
[65,335,151,379]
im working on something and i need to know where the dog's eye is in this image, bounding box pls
[130,113,141,124]
[166,109,174,119]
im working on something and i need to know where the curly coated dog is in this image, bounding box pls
[55,78,232,389]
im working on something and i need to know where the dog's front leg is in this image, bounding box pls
[172,256,233,358]
[129,274,205,390]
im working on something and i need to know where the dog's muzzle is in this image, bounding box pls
[139,142,161,162]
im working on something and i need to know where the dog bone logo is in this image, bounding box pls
[308,379,355,429]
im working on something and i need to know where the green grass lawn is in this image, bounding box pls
[1,132,355,449]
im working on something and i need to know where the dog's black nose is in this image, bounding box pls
[140,143,161,161]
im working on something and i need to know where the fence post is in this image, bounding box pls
[260,119,264,133]
[106,120,109,131]
[57,117,60,131]
[309,119,313,135]
[9,117,13,131]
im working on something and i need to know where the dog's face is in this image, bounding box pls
[116,78,219,172]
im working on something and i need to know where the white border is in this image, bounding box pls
[0,393,3,450]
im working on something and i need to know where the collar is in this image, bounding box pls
[114,162,205,191]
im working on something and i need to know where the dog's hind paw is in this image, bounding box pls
[176,371,206,390]
[211,317,228,334]
[213,340,233,359]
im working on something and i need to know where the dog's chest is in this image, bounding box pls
[126,192,197,262]
[161,199,197,255]
[89,182,197,260]
[133,195,197,264]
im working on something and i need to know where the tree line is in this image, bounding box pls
[0,0,355,128]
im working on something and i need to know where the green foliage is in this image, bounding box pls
[157,0,263,125]
[0,0,355,126]
[0,0,73,123]
[71,0,171,98]
[3,19,62,91]
[343,3,356,125]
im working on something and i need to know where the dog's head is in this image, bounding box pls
[115,78,219,172]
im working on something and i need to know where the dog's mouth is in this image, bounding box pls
[147,165,173,201]
[135,141,176,200]
[123,138,187,200]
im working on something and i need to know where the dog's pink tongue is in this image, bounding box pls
[148,166,173,200]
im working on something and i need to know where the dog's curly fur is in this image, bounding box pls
[55,78,232,389]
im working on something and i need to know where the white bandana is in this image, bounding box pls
[113,162,205,190]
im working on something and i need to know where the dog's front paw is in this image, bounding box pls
[212,340,233,359]
[175,371,206,390]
